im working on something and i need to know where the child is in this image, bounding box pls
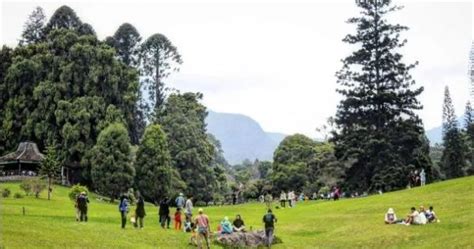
[425,206,439,223]
[174,208,182,230]
[130,213,138,228]
[184,215,194,233]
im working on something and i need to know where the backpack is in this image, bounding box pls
[264,213,273,223]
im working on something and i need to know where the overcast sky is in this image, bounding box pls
[1,0,473,138]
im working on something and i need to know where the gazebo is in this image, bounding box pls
[0,142,44,176]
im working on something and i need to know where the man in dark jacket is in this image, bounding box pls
[135,194,146,228]
[77,192,89,222]
[159,197,170,229]
[263,209,277,248]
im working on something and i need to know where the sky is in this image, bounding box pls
[1,0,473,138]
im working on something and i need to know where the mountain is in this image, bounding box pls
[425,117,465,145]
[206,111,286,165]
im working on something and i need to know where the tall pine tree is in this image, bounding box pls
[464,101,474,174]
[440,86,466,179]
[20,7,46,45]
[333,0,431,191]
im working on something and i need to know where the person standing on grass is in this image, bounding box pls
[420,169,426,186]
[77,192,89,222]
[159,196,171,229]
[135,194,146,229]
[176,193,186,209]
[264,193,273,209]
[119,195,130,229]
[185,195,194,220]
[195,208,211,249]
[279,191,286,208]
[174,208,183,230]
[263,209,277,248]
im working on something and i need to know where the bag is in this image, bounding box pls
[264,213,273,223]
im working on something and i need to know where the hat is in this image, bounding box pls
[198,208,204,213]
[387,208,394,214]
[81,191,86,195]
[179,193,183,196]
[224,216,229,221]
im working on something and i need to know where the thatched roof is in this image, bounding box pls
[0,142,44,164]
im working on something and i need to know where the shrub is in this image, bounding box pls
[14,192,24,199]
[27,178,47,198]
[2,188,11,198]
[69,184,89,201]
[20,180,32,196]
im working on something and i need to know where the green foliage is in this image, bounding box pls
[141,33,183,116]
[333,0,431,191]
[24,178,47,198]
[2,188,11,198]
[20,7,46,45]
[40,144,61,200]
[440,86,466,179]
[20,181,32,196]
[13,192,24,199]
[160,92,216,202]
[464,101,474,175]
[90,123,134,200]
[68,184,88,201]
[0,23,140,183]
[43,5,83,35]
[135,124,173,202]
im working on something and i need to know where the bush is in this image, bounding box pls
[14,192,24,199]
[26,178,47,198]
[2,188,11,198]
[20,180,32,196]
[69,184,89,201]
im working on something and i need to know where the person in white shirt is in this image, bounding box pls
[416,206,427,225]
[425,206,439,223]
[404,207,419,225]
[185,195,193,220]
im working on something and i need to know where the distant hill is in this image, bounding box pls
[206,111,286,165]
[426,117,465,145]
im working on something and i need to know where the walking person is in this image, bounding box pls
[119,195,130,229]
[185,195,194,221]
[279,191,286,208]
[135,194,146,229]
[420,169,426,186]
[77,192,89,222]
[264,193,273,209]
[194,208,211,249]
[262,209,277,248]
[176,193,185,209]
[159,197,171,229]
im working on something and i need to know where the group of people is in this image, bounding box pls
[279,191,297,208]
[408,169,426,188]
[384,206,439,225]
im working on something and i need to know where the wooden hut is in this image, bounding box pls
[0,142,44,176]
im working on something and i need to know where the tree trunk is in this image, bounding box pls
[48,176,51,200]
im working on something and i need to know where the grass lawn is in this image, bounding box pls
[1,176,473,249]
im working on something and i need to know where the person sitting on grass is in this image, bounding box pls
[233,214,246,232]
[425,206,439,223]
[220,216,233,234]
[384,208,398,224]
[404,207,426,225]
[418,206,428,224]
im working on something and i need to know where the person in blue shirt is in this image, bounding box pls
[220,216,233,234]
[175,193,185,209]
[119,195,130,229]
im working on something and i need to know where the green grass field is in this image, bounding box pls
[1,176,473,249]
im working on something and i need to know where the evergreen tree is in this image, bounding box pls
[272,134,315,193]
[141,34,182,118]
[90,123,134,200]
[160,92,215,202]
[440,86,466,179]
[20,7,46,45]
[333,0,431,191]
[0,46,13,155]
[109,23,142,67]
[44,5,82,35]
[465,101,474,174]
[135,124,173,202]
[106,23,145,144]
[39,144,60,200]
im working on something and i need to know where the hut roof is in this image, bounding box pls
[0,142,44,164]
